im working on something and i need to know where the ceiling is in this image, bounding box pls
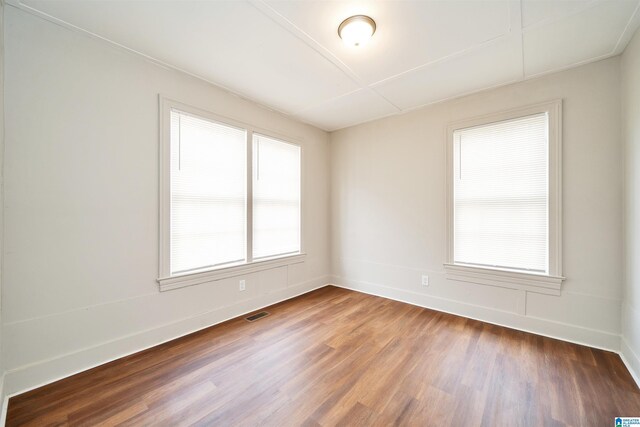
[11,0,640,131]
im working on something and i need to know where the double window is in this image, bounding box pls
[445,101,564,294]
[158,98,302,289]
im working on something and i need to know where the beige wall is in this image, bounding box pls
[622,27,640,382]
[2,7,331,395]
[2,0,638,402]
[331,57,624,350]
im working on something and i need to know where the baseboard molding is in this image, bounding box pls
[331,276,621,352]
[620,336,640,389]
[2,276,632,411]
[3,276,331,399]
[0,373,6,427]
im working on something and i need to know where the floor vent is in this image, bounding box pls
[245,311,270,322]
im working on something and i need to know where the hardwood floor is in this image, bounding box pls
[6,286,640,426]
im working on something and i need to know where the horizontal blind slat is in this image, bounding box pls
[252,135,301,259]
[170,110,247,274]
[453,113,549,273]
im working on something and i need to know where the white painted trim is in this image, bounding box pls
[443,263,564,296]
[158,95,171,279]
[444,99,564,293]
[3,276,331,398]
[620,336,640,390]
[5,0,316,128]
[3,279,636,405]
[331,276,620,352]
[1,397,8,427]
[158,96,305,291]
[612,0,640,55]
[1,0,6,423]
[0,374,6,427]
[246,130,254,265]
[158,253,306,291]
[5,0,632,133]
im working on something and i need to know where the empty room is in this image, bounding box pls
[1,0,640,425]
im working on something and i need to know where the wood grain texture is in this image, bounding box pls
[6,286,640,426]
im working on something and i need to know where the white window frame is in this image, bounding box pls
[157,96,305,292]
[444,100,565,296]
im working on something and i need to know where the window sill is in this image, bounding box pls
[443,263,565,295]
[157,253,306,292]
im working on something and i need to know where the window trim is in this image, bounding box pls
[444,100,565,295]
[157,96,305,292]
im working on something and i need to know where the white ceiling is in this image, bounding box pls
[11,0,640,131]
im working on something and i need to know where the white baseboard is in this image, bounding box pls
[331,276,621,352]
[0,374,6,427]
[620,337,640,389]
[2,276,634,423]
[3,276,331,400]
[0,397,7,427]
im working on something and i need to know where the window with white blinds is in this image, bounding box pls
[252,135,301,260]
[453,113,549,274]
[161,100,304,284]
[170,110,247,275]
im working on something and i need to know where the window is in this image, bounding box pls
[445,101,564,295]
[158,98,303,290]
[252,134,301,260]
[170,110,247,275]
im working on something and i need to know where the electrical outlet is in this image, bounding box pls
[421,275,429,287]
[239,280,246,291]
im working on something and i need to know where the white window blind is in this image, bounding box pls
[252,134,301,260]
[170,110,247,275]
[453,113,549,273]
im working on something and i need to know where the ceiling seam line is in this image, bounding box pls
[4,2,336,131]
[248,0,367,89]
[521,0,605,33]
[247,1,402,117]
[612,0,640,53]
[368,33,514,89]
[365,88,403,112]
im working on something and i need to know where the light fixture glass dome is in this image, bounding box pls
[338,15,376,47]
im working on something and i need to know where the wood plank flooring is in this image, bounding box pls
[6,286,640,426]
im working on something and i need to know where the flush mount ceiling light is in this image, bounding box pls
[338,15,376,47]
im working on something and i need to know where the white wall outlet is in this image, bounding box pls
[421,275,429,287]
[239,279,246,291]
